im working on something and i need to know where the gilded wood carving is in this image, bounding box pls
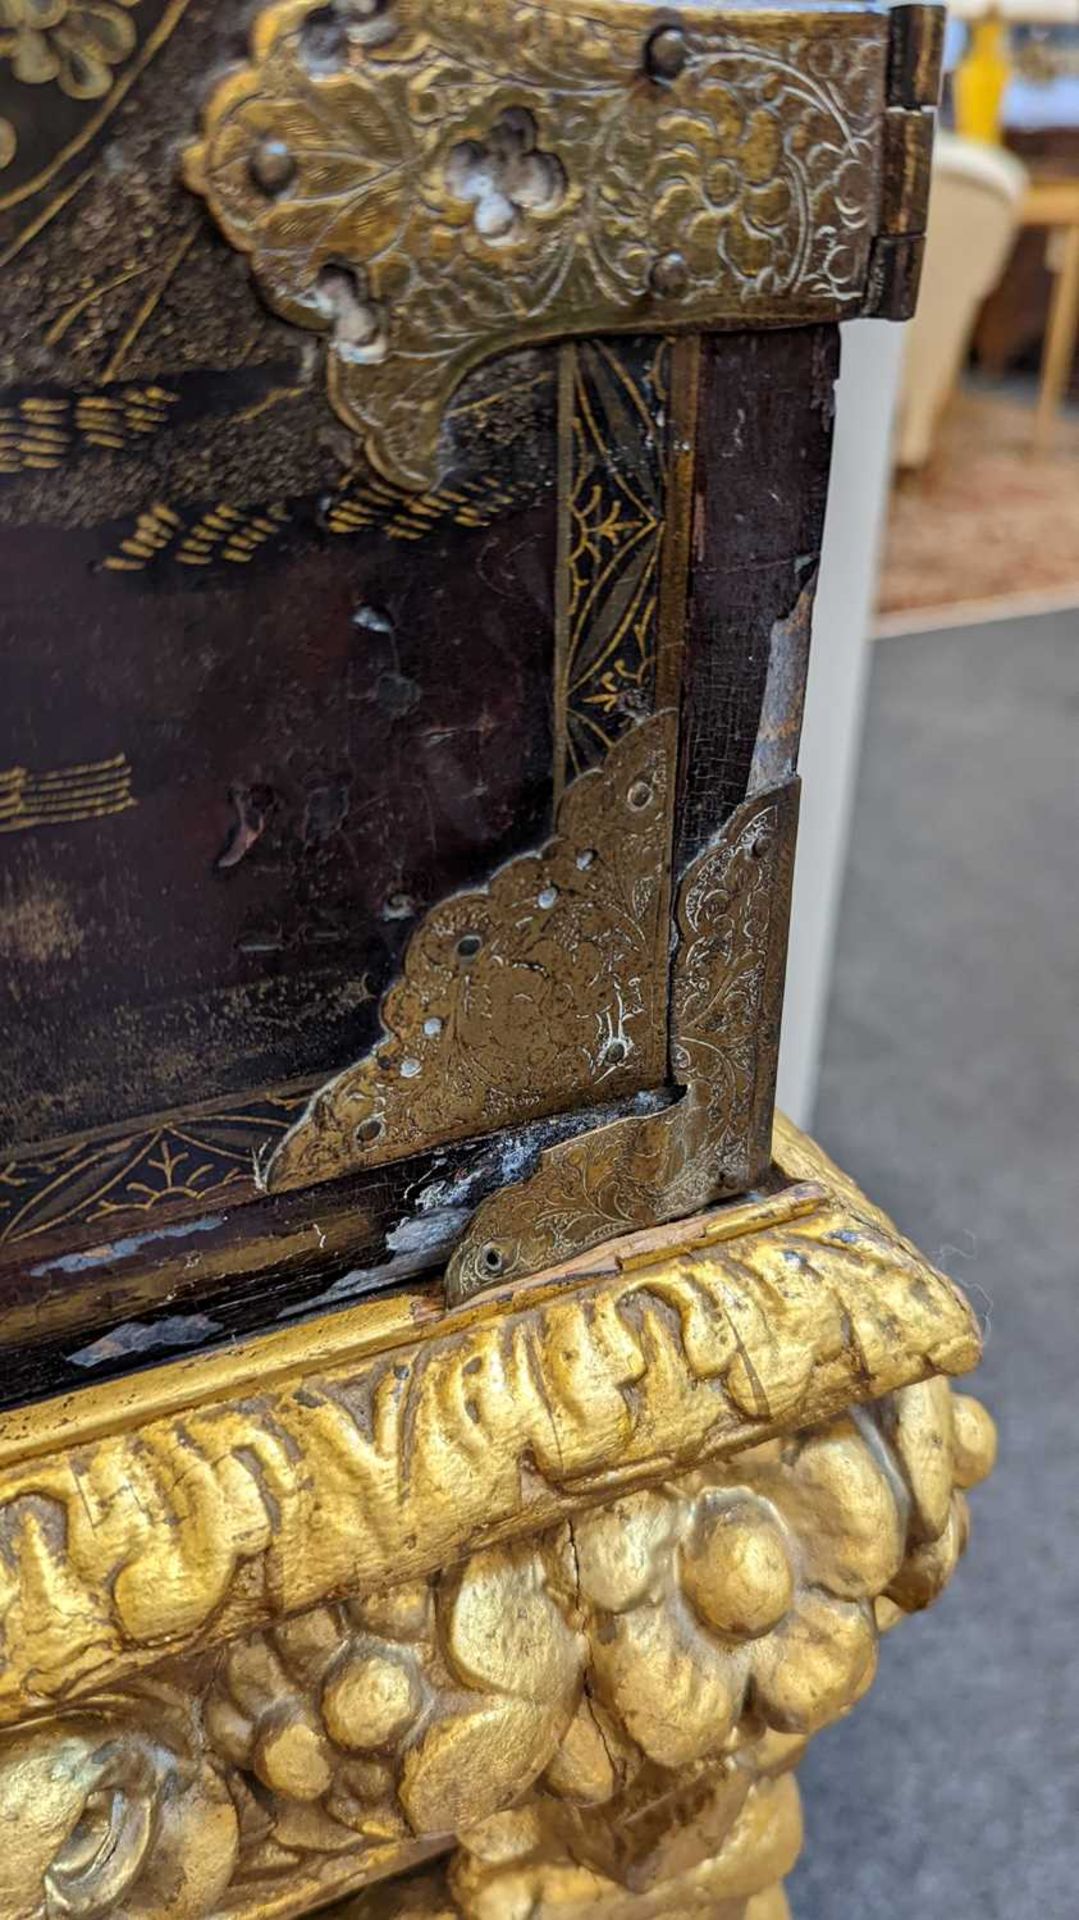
[0,1147,995,1919]
[0,1389,994,1917]
[0,1373,991,1919]
[0,1127,982,1723]
[331,1804,801,1918]
[184,0,896,487]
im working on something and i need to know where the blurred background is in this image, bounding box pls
[776,9,1078,1914]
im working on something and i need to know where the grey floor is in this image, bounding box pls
[787,608,1079,1918]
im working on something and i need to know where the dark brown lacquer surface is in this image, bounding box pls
[677,329,839,862]
[2,487,556,1146]
[0,412,552,1144]
[0,0,943,1396]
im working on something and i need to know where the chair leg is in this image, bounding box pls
[1033,222,1079,452]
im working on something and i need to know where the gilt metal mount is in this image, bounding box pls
[185,0,942,487]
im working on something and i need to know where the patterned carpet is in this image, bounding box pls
[877,386,1079,624]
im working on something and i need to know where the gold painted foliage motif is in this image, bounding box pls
[185,0,886,486]
[0,385,176,472]
[559,339,668,784]
[0,749,134,833]
[263,713,675,1197]
[324,468,538,539]
[0,0,162,197]
[0,0,141,103]
[0,1093,308,1244]
[103,498,290,570]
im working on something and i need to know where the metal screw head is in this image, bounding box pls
[649,251,690,298]
[250,137,296,195]
[647,25,688,80]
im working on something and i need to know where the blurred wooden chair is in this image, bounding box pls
[896,133,1029,469]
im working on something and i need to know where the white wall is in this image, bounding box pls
[776,319,906,1127]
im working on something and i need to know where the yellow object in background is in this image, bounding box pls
[955,17,1012,144]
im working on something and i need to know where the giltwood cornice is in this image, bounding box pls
[0,1118,979,1728]
[0,1122,995,1920]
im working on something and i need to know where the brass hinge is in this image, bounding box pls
[864,3,946,320]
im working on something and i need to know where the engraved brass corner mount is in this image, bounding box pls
[445,773,799,1301]
[183,0,941,488]
[263,712,677,1201]
[260,705,799,1302]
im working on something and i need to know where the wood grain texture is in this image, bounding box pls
[676,328,838,858]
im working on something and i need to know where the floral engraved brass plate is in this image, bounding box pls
[446,776,798,1299]
[263,712,675,1195]
[184,0,890,487]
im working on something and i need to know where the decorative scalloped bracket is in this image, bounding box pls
[182,0,943,488]
[262,712,677,1199]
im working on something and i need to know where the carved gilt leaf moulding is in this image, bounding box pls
[0,1121,995,1920]
[0,1119,983,1726]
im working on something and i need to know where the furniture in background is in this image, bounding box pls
[950,1,1079,145]
[976,128,1079,397]
[896,133,1028,469]
[1021,173,1079,442]
[948,7,1079,405]
[0,5,996,1916]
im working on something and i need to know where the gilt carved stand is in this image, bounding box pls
[0,3,993,1917]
